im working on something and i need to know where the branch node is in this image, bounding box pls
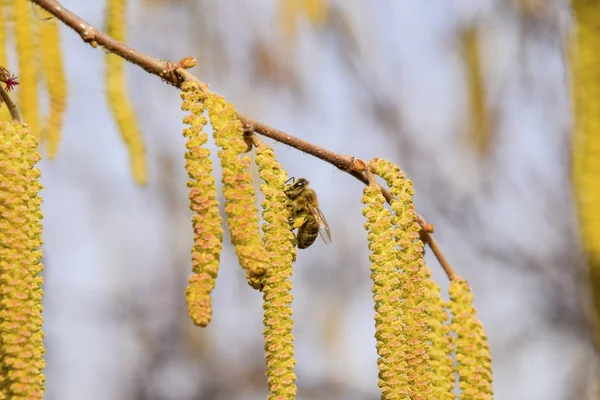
[79,24,97,44]
[347,156,366,173]
[162,61,182,85]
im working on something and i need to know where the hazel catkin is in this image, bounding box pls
[206,94,269,283]
[180,82,223,327]
[253,137,298,399]
[362,180,410,400]
[0,121,45,400]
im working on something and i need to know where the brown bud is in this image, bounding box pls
[179,56,197,69]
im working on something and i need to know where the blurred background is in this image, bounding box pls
[24,0,598,399]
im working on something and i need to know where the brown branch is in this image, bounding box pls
[29,0,456,280]
[0,86,20,122]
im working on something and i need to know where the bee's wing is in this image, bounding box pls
[307,203,332,245]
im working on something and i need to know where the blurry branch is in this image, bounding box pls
[30,0,456,280]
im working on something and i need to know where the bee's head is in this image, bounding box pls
[285,177,309,199]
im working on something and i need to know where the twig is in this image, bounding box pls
[29,0,456,280]
[0,86,20,122]
[364,167,378,187]
[427,235,456,280]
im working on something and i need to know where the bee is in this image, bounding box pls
[284,177,332,249]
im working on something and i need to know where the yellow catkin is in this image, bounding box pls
[423,269,455,400]
[302,0,329,26]
[205,93,269,285]
[571,0,600,347]
[448,277,493,400]
[462,26,493,155]
[37,10,68,159]
[105,0,147,185]
[13,1,40,138]
[370,158,433,399]
[253,138,297,399]
[277,0,301,41]
[180,83,223,328]
[361,182,410,400]
[277,0,328,41]
[0,121,45,400]
[0,6,11,122]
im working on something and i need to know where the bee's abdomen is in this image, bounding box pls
[297,217,319,249]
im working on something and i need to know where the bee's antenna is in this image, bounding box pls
[285,177,295,185]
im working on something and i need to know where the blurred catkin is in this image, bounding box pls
[13,1,40,137]
[462,26,494,156]
[449,277,493,399]
[0,6,11,122]
[206,94,269,284]
[253,137,297,399]
[37,9,68,159]
[0,121,45,399]
[105,0,147,185]
[277,0,329,41]
[361,181,410,400]
[571,0,600,348]
[370,158,433,399]
[180,83,223,327]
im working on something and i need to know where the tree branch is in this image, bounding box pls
[30,0,456,280]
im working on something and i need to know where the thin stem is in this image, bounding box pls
[0,86,20,122]
[364,168,378,187]
[29,0,456,280]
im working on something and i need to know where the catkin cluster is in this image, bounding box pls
[177,90,496,398]
[0,121,45,400]
[179,87,298,397]
[363,158,493,400]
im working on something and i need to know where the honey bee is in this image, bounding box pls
[284,177,332,249]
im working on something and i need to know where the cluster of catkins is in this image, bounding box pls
[179,82,493,400]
